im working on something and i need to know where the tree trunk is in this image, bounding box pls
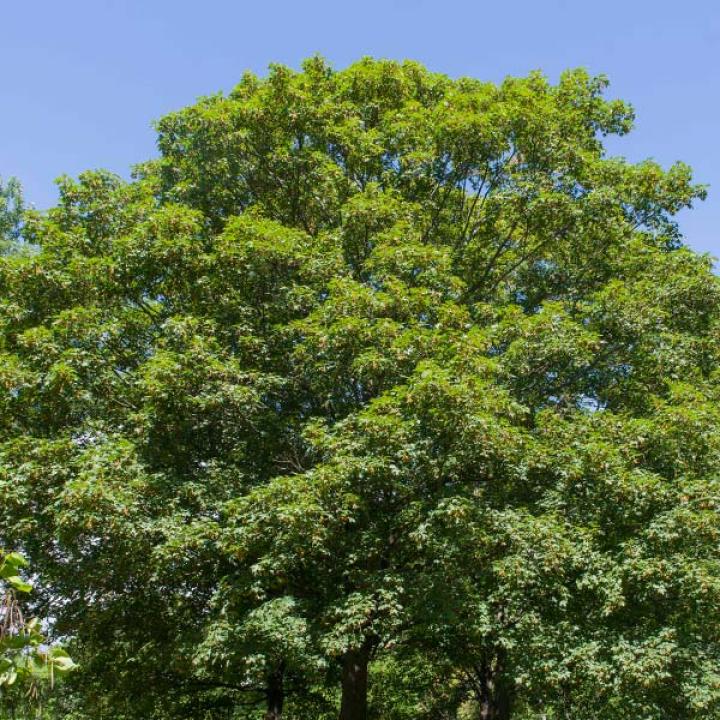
[339,645,371,720]
[478,684,512,720]
[264,665,285,720]
[476,655,513,720]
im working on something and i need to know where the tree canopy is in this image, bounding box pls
[1,57,718,720]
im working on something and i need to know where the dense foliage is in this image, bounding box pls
[1,57,718,719]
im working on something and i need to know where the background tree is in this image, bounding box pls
[0,176,25,255]
[0,58,718,720]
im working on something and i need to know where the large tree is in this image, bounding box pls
[1,57,719,719]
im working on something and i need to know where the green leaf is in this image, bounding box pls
[4,575,32,593]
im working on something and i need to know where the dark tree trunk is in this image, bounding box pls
[339,645,371,720]
[265,665,285,720]
[478,684,512,720]
[476,654,513,720]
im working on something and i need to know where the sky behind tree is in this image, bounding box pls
[2,0,718,255]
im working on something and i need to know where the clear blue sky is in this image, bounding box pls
[2,0,718,255]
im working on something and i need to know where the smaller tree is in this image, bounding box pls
[0,176,24,254]
[194,592,326,719]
